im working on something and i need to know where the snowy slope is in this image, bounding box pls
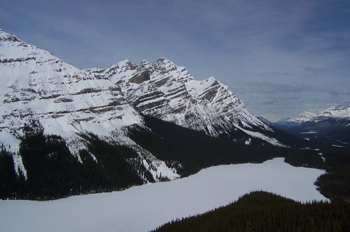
[0,29,141,146]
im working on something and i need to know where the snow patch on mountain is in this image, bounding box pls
[12,153,27,180]
[235,124,286,147]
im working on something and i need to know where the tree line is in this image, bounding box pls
[151,191,350,232]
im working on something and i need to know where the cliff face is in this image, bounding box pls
[89,57,279,144]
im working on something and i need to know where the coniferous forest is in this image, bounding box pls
[151,191,350,232]
[314,146,350,202]
[0,121,146,200]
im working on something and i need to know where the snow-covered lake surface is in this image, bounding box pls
[0,158,327,232]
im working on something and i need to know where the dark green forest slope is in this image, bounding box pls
[314,146,350,202]
[0,125,146,200]
[129,115,325,176]
[151,191,350,232]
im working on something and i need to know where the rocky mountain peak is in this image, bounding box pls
[274,104,350,130]
[135,60,151,73]
[152,57,178,74]
[0,29,20,42]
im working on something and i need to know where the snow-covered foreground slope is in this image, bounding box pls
[0,158,326,232]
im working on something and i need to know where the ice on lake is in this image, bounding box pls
[0,158,327,232]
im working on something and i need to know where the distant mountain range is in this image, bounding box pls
[263,105,350,147]
[275,105,350,127]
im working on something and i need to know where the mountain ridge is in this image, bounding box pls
[269,104,350,147]
[275,104,350,128]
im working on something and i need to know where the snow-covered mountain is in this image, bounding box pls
[1,29,304,199]
[0,29,178,183]
[0,29,144,150]
[0,28,286,151]
[277,105,350,127]
[275,105,350,146]
[315,105,350,119]
[85,57,286,146]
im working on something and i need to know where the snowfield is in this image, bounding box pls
[0,158,326,232]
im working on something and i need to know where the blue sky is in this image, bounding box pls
[1,0,349,121]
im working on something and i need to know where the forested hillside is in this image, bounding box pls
[314,146,350,202]
[151,191,350,232]
[0,123,146,200]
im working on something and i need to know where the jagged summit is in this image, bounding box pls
[85,56,280,146]
[0,29,21,42]
[152,57,178,73]
[0,30,143,157]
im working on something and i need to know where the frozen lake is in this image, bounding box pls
[0,158,327,232]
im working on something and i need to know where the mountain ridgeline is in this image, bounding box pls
[270,105,350,147]
[0,29,347,200]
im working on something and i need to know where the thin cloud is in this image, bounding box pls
[304,66,330,75]
[229,81,350,96]
[228,81,350,120]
